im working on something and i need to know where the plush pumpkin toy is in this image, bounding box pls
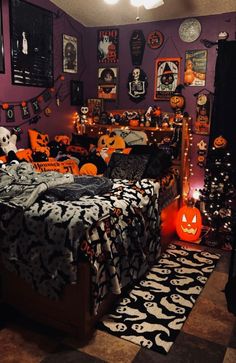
[176,203,202,243]
[79,150,107,176]
[98,132,126,149]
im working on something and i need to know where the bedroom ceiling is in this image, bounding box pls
[50,0,236,27]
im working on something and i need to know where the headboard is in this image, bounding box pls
[78,114,190,205]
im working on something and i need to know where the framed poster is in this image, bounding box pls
[9,0,53,87]
[194,93,213,135]
[0,0,5,73]
[70,80,83,106]
[87,98,104,117]
[63,34,77,74]
[98,67,118,101]
[154,57,181,100]
[184,50,207,86]
[97,29,119,64]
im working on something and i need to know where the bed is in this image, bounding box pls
[0,117,190,343]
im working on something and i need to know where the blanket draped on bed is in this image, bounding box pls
[0,169,161,313]
[0,162,74,209]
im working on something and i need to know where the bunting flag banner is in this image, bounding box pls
[43,90,52,102]
[6,106,15,122]
[29,115,41,124]
[31,99,41,114]
[20,103,31,119]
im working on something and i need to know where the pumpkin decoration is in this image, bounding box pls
[176,203,202,243]
[170,85,185,112]
[213,135,227,149]
[98,133,126,149]
[129,119,139,127]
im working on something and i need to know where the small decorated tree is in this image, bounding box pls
[199,136,235,249]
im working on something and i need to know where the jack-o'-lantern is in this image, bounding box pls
[170,85,185,111]
[98,133,126,149]
[129,119,139,127]
[213,135,227,149]
[176,204,202,242]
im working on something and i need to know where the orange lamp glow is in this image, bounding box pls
[176,205,202,243]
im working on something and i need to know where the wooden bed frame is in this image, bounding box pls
[0,117,190,343]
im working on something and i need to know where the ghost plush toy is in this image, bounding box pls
[0,126,18,155]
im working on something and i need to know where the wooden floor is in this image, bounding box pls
[0,242,236,363]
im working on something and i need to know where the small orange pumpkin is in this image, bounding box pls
[129,119,139,127]
[176,204,202,242]
[213,135,227,149]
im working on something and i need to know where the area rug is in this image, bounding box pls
[98,243,221,354]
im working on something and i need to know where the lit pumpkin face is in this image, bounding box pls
[170,94,185,110]
[129,119,139,127]
[213,135,227,149]
[176,205,202,242]
[98,133,125,149]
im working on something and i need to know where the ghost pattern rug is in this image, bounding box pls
[98,243,220,354]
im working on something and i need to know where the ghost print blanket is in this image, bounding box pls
[0,178,161,313]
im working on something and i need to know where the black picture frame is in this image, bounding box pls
[70,80,83,106]
[0,0,5,73]
[63,34,78,74]
[9,0,53,87]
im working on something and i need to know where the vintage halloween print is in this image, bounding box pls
[184,50,207,86]
[98,67,118,101]
[194,92,213,135]
[97,29,119,64]
[154,57,181,100]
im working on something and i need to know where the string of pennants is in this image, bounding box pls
[0,75,66,128]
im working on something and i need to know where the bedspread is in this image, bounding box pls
[0,178,161,313]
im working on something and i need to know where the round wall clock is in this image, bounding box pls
[147,30,164,49]
[197,94,207,106]
[179,18,201,43]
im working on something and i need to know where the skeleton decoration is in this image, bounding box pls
[127,67,148,102]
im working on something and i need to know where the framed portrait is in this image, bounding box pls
[98,67,118,101]
[87,98,104,117]
[184,50,207,86]
[9,0,53,87]
[0,0,5,73]
[97,29,119,64]
[154,57,181,100]
[63,34,78,74]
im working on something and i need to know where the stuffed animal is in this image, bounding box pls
[0,126,18,155]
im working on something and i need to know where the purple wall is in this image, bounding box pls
[85,13,236,196]
[0,0,87,148]
[0,0,235,194]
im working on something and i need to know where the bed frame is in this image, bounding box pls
[0,117,190,343]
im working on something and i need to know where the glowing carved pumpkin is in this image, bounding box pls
[176,205,202,242]
[213,135,227,149]
[98,133,125,149]
[129,119,139,127]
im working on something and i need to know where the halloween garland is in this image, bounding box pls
[0,75,66,128]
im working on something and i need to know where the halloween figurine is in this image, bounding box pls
[170,85,185,124]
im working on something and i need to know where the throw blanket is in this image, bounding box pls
[40,175,113,202]
[0,162,74,209]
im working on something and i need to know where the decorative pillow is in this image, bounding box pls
[28,129,50,157]
[79,150,107,175]
[105,153,149,180]
[97,147,131,164]
[55,134,71,145]
[71,133,98,150]
[97,133,126,149]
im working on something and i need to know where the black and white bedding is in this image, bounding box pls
[0,167,162,313]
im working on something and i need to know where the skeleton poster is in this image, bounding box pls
[154,57,181,100]
[97,29,119,64]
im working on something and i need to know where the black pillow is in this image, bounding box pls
[130,145,172,178]
[106,153,149,180]
[71,133,98,149]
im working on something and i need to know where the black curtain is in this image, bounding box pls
[210,40,236,185]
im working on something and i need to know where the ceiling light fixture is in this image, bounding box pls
[130,0,164,9]
[104,0,119,5]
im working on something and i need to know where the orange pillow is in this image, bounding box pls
[28,129,50,157]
